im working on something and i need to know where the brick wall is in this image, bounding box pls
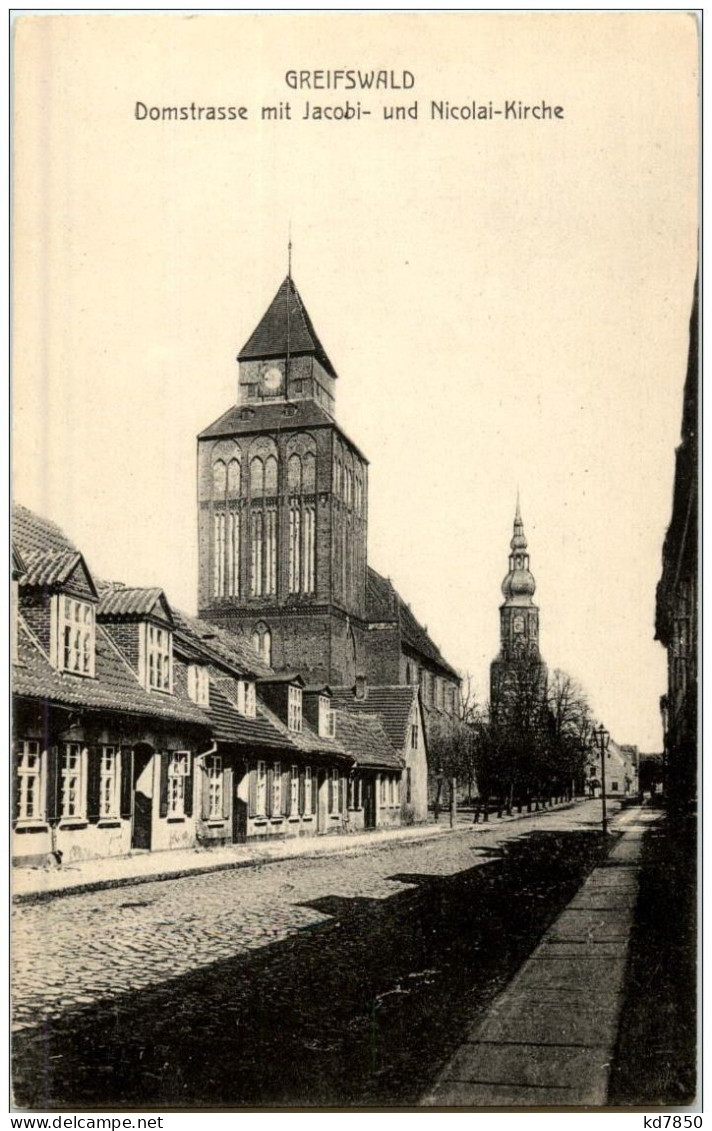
[101,621,140,673]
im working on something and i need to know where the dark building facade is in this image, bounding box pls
[655,278,698,810]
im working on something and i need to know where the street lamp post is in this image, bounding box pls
[590,723,610,834]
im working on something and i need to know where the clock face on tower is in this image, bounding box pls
[260,364,284,397]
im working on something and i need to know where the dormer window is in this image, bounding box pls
[142,623,172,692]
[237,679,256,718]
[187,665,210,706]
[288,685,302,732]
[319,695,335,738]
[52,596,95,676]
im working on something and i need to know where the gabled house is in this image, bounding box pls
[332,683,429,823]
[330,709,404,830]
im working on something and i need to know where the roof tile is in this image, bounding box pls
[332,685,416,751]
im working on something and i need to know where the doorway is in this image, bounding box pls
[131,746,154,850]
[363,775,376,829]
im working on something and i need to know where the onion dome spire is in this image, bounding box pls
[501,496,536,602]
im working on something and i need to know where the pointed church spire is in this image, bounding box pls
[238,276,337,378]
[511,493,527,552]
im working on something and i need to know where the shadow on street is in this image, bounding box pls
[14,828,613,1110]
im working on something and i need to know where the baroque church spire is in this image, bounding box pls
[501,497,536,604]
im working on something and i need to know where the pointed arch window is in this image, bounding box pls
[251,623,272,667]
[227,459,241,496]
[265,455,278,497]
[288,454,302,495]
[212,460,227,497]
[250,457,265,498]
[303,451,316,494]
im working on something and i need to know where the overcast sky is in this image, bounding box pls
[14,13,698,750]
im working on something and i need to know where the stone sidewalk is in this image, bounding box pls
[424,805,660,1108]
[13,799,581,905]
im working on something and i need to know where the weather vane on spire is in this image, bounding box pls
[288,223,293,280]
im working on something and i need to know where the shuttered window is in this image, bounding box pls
[100,746,120,819]
[256,761,267,816]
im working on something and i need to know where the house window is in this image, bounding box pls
[380,775,387,806]
[304,766,313,814]
[206,755,223,819]
[187,665,210,706]
[319,695,335,738]
[214,512,226,597]
[290,765,299,814]
[256,760,267,816]
[411,723,418,749]
[288,686,302,732]
[56,596,95,676]
[167,751,190,817]
[238,679,256,717]
[406,768,412,804]
[146,624,172,692]
[272,761,282,814]
[100,746,121,819]
[16,741,42,821]
[61,743,86,819]
[611,781,619,792]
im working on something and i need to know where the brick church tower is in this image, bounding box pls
[197,274,368,684]
[490,500,547,720]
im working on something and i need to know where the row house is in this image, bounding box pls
[12,505,417,868]
[332,683,430,824]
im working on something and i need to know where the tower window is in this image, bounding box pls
[265,506,277,596]
[250,457,264,498]
[227,458,241,495]
[265,455,278,497]
[303,451,316,494]
[288,454,302,495]
[289,502,301,593]
[250,511,264,596]
[212,460,227,496]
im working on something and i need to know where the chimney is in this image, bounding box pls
[354,674,367,700]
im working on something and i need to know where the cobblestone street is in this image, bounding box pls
[13,800,617,1108]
